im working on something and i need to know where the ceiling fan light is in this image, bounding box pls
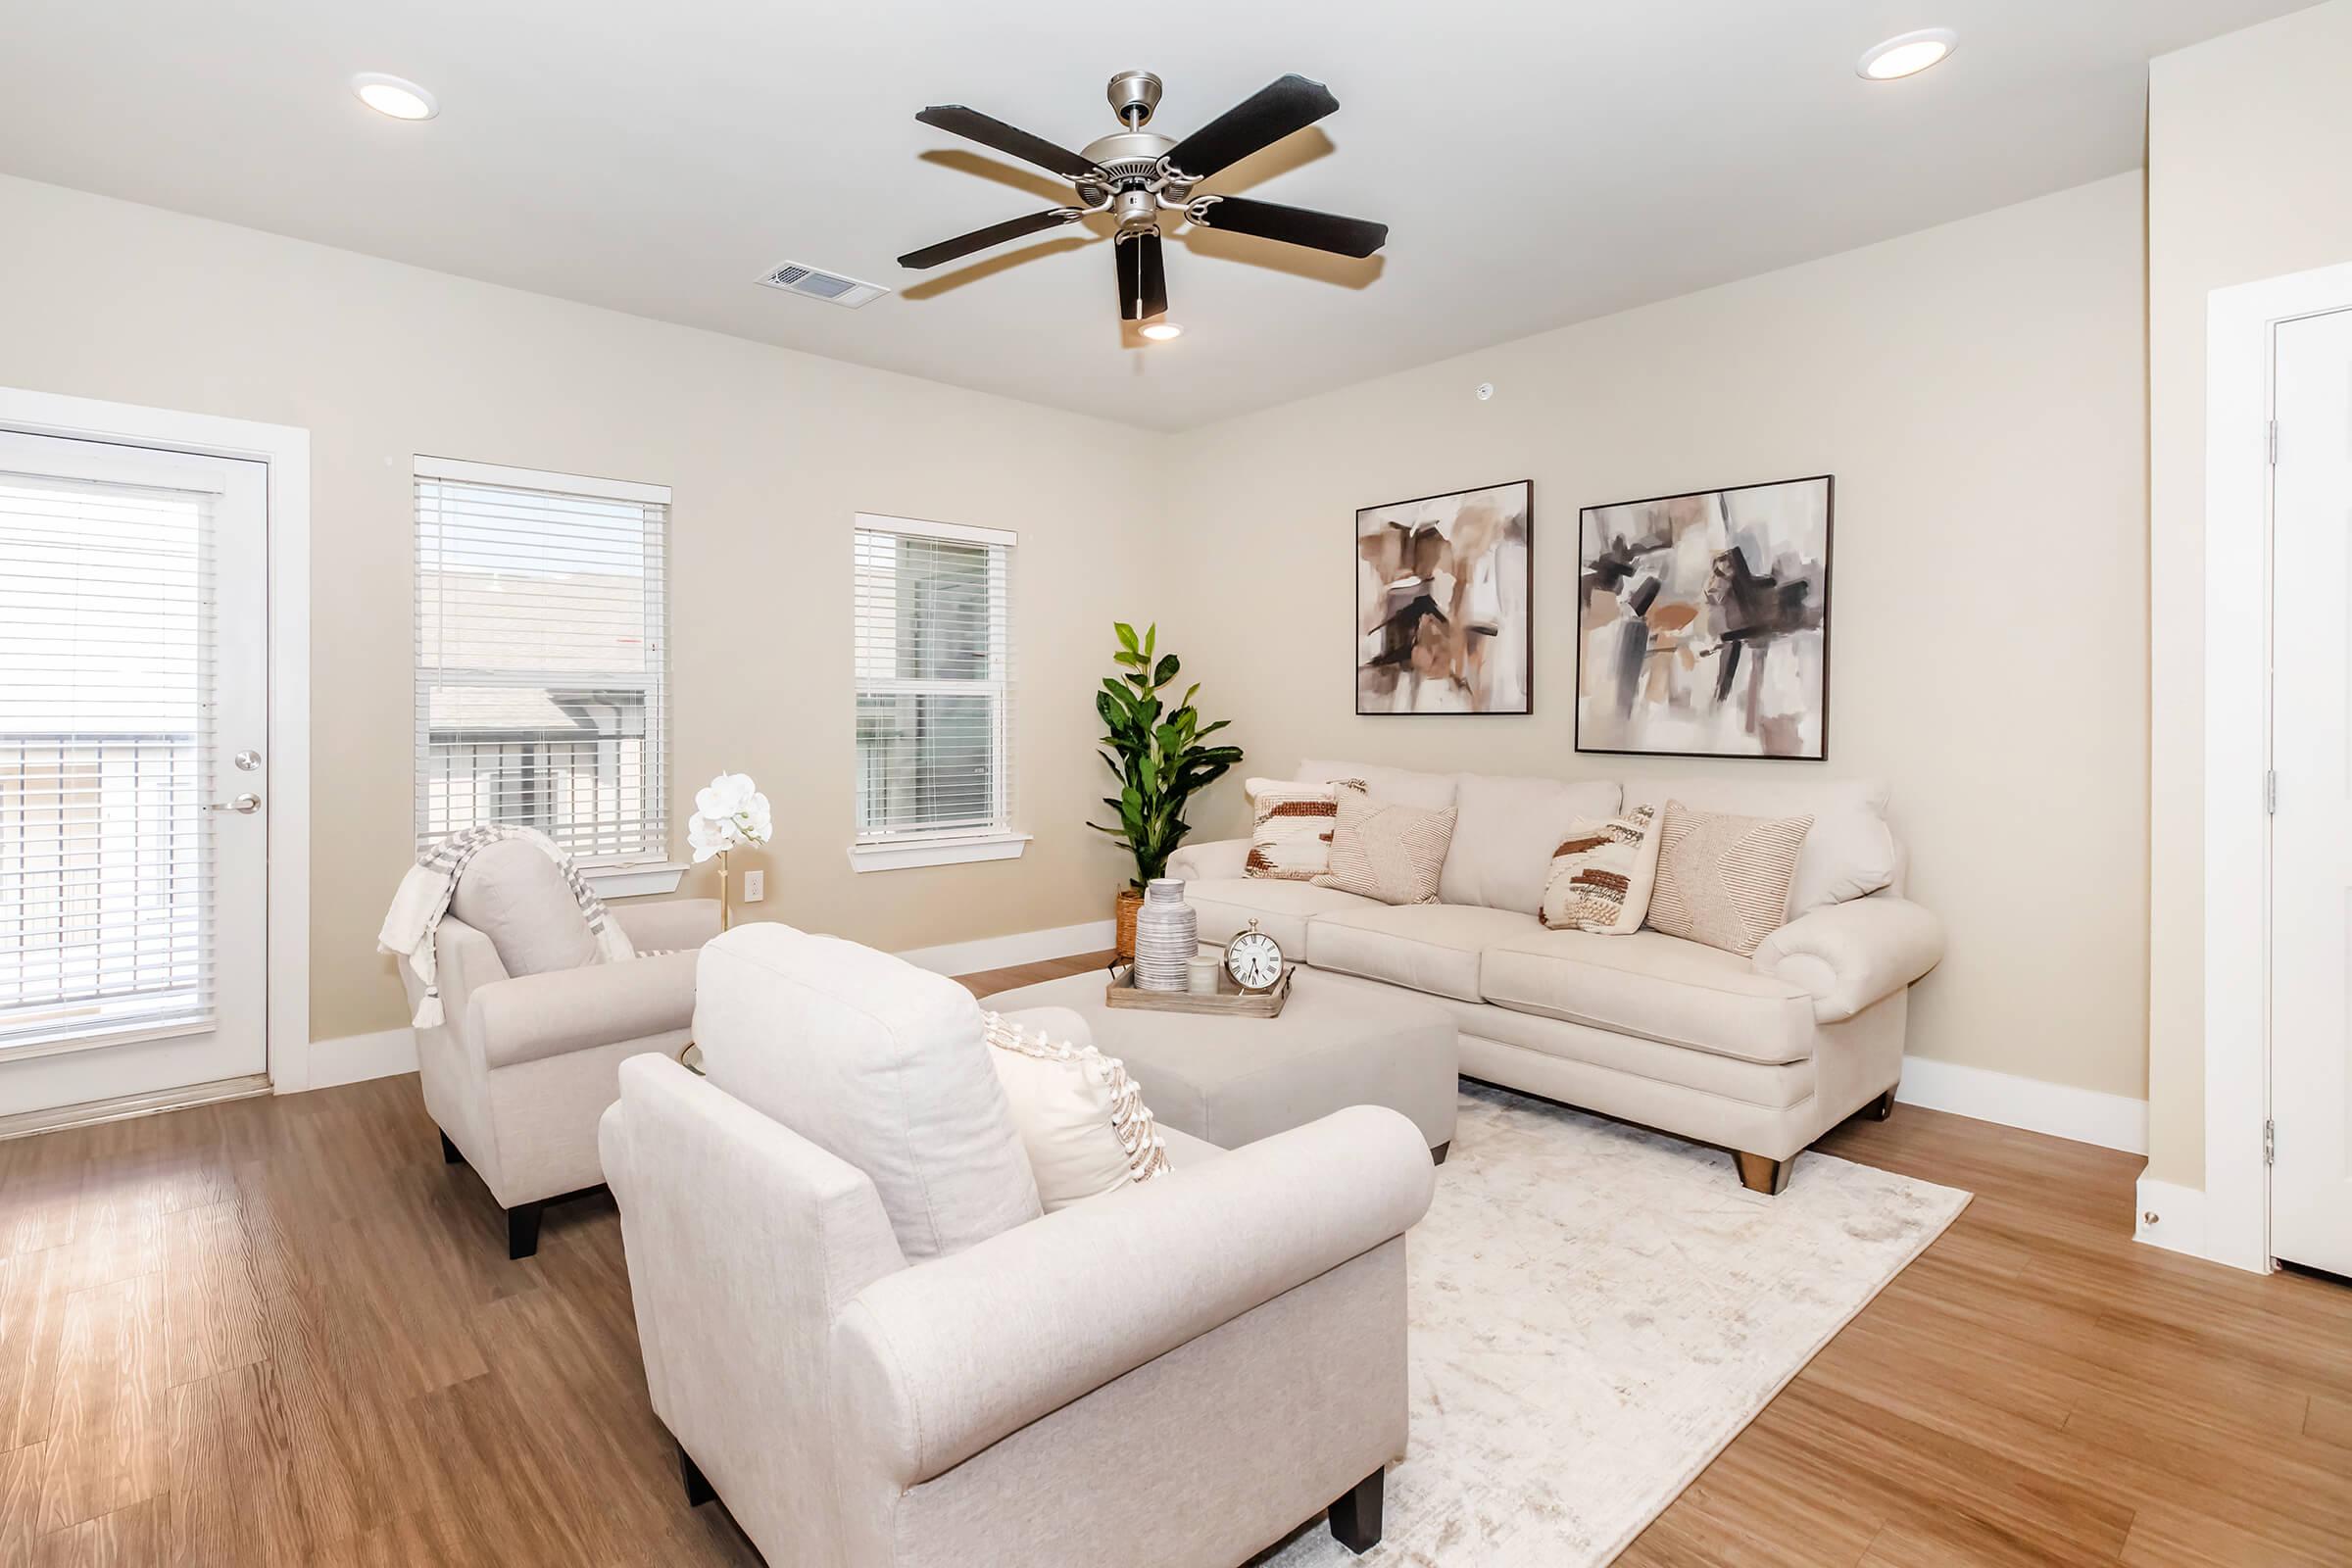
[1857,28,1956,80]
[1140,321,1184,341]
[352,73,439,121]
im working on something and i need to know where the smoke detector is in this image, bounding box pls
[757,262,890,309]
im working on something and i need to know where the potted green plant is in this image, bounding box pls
[1089,621,1243,958]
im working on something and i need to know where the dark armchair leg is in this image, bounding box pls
[1430,1141,1449,1166]
[439,1129,464,1165]
[1734,1152,1793,1197]
[1865,1088,1896,1121]
[507,1201,545,1260]
[1328,1467,1384,1554]
[678,1441,715,1508]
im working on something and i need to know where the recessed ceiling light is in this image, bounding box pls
[1857,28,1957,81]
[352,73,439,121]
[1139,321,1184,341]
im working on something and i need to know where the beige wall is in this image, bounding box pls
[1162,174,2152,1102]
[2145,0,2352,1186]
[0,173,1159,1053]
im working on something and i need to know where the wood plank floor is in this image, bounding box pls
[0,948,2343,1566]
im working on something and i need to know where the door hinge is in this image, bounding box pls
[2267,769,2278,814]
[2264,1119,2276,1166]
[2267,419,2278,466]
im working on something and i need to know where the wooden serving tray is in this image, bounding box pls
[1104,964,1292,1018]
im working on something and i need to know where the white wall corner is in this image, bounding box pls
[2132,1176,2210,1261]
[1894,1054,2149,1154]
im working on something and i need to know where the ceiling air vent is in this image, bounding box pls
[757,261,890,309]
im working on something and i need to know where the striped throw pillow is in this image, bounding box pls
[1644,802,1814,956]
[1312,782,1456,905]
[1244,778,1344,880]
[1538,805,1661,934]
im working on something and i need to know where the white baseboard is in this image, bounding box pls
[295,1026,418,1092]
[2132,1176,2210,1260]
[895,919,1115,979]
[292,921,1115,1095]
[1894,1054,2148,1154]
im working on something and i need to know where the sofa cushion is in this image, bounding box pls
[1644,803,1814,956]
[1306,902,1545,1004]
[1440,772,1624,913]
[1296,758,1457,810]
[1623,776,1897,915]
[1185,876,1384,954]
[448,838,605,976]
[693,924,1042,1260]
[1312,784,1456,905]
[1242,777,1342,881]
[1479,929,1818,1065]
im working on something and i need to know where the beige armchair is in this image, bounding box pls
[600,925,1436,1566]
[399,840,719,1257]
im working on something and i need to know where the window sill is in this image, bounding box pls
[579,860,688,898]
[846,832,1031,874]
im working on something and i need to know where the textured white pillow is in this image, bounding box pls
[1243,777,1346,881]
[985,1006,1171,1211]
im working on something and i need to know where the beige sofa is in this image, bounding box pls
[1167,760,1945,1194]
[600,925,1437,1566]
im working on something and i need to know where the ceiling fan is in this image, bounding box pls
[895,71,1388,324]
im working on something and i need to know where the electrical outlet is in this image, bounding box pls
[743,868,764,904]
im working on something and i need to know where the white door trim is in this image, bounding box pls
[0,386,313,1095]
[2201,262,2352,1274]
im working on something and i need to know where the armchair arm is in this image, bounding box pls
[830,1104,1433,1486]
[469,949,700,1069]
[1167,837,1251,881]
[1752,896,1944,1023]
[613,898,722,953]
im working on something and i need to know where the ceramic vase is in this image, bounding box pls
[1132,878,1197,992]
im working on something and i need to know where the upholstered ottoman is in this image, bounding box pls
[982,964,1459,1159]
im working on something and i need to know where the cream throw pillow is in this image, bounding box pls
[983,1008,1171,1211]
[1312,782,1456,906]
[1244,777,1344,880]
[1644,802,1814,956]
[1538,805,1662,934]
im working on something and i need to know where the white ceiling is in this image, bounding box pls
[0,0,2303,431]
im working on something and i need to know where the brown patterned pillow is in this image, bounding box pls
[1312,782,1456,905]
[1538,806,1661,934]
[1244,778,1342,880]
[1644,802,1814,955]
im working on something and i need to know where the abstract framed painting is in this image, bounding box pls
[1354,479,1532,715]
[1576,474,1833,760]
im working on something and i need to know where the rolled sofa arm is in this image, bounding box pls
[1167,837,1251,881]
[1752,896,1945,1023]
[613,897,723,954]
[830,1103,1434,1486]
[469,949,701,1069]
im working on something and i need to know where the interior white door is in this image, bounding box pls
[2271,306,2352,1276]
[0,430,270,1119]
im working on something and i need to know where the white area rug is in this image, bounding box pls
[1256,1082,1970,1567]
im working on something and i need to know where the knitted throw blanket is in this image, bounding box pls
[377,825,634,1027]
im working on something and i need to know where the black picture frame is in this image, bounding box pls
[1352,478,1534,716]
[1573,473,1834,761]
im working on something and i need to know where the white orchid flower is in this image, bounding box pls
[686,771,772,862]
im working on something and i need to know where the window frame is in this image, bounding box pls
[848,513,1026,873]
[412,456,677,887]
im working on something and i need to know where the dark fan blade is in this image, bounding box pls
[1191,195,1387,258]
[915,105,1102,181]
[1163,74,1340,180]
[897,208,1082,270]
[1116,231,1167,321]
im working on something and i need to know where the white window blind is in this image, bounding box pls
[415,459,669,862]
[0,469,214,1047]
[853,515,1014,842]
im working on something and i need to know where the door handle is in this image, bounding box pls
[206,793,263,814]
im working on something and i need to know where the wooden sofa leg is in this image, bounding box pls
[1734,1152,1793,1197]
[439,1129,464,1165]
[1865,1088,1896,1122]
[507,1201,545,1260]
[1328,1467,1384,1553]
[678,1441,715,1508]
[1430,1141,1450,1166]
